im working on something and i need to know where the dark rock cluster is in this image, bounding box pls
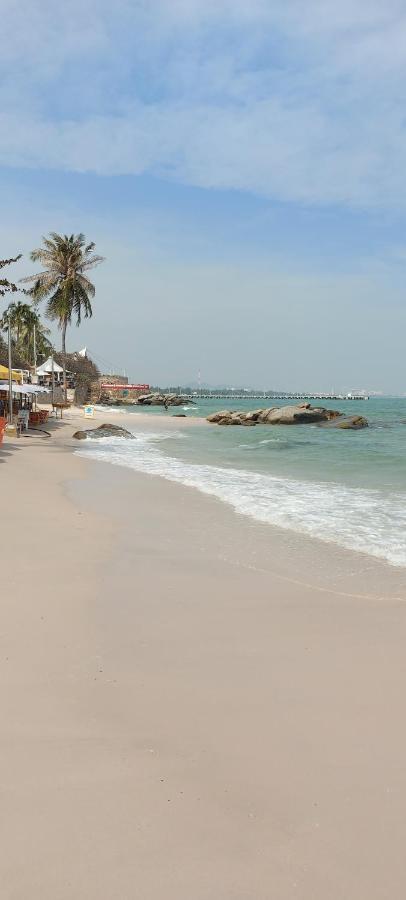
[207,403,368,429]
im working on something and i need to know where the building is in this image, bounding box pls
[90,376,150,404]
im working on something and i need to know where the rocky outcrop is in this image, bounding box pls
[98,396,136,406]
[319,415,369,430]
[207,404,368,428]
[72,423,135,440]
[137,393,193,407]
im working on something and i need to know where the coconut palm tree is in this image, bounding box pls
[21,233,104,397]
[20,306,53,365]
[0,300,30,346]
[0,301,53,366]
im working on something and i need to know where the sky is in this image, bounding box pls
[1,0,406,391]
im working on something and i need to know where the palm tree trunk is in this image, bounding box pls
[62,321,67,402]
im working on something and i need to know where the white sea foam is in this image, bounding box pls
[76,431,406,567]
[93,405,127,414]
[238,438,285,449]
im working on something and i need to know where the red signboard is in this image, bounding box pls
[101,384,150,390]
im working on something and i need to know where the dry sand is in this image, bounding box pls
[1,409,406,899]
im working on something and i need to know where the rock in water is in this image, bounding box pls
[319,415,368,430]
[264,405,340,424]
[206,410,233,423]
[206,404,368,428]
[138,392,193,407]
[73,423,135,440]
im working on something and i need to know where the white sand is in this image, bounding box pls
[1,410,406,899]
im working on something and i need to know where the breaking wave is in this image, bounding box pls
[76,431,406,567]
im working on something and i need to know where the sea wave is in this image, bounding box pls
[76,431,406,567]
[93,405,127,414]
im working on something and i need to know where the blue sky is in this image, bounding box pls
[1,0,406,391]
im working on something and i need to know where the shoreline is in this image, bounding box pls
[2,411,406,897]
[5,405,406,583]
[76,405,406,575]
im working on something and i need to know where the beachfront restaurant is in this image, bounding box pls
[0,377,50,438]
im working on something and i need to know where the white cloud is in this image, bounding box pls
[1,0,406,208]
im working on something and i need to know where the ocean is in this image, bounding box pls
[77,397,406,567]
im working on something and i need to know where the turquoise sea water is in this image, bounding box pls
[79,398,406,567]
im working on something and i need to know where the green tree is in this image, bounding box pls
[0,302,53,366]
[26,311,54,364]
[0,254,22,298]
[0,301,29,346]
[21,233,104,397]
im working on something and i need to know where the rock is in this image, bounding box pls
[244,409,264,422]
[73,423,135,440]
[218,417,240,425]
[257,408,277,423]
[206,410,233,423]
[206,404,365,428]
[319,415,368,430]
[137,392,193,407]
[172,413,187,417]
[264,405,339,425]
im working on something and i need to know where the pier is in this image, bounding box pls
[190,393,369,401]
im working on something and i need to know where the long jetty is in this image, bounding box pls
[191,393,368,401]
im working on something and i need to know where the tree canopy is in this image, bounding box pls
[0,254,22,297]
[21,233,104,354]
[0,301,53,365]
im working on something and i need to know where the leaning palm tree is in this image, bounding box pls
[21,233,104,398]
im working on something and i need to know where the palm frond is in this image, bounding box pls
[79,254,105,272]
[76,274,96,297]
[20,270,57,285]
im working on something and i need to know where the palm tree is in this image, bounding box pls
[0,302,53,365]
[19,306,53,366]
[21,233,104,398]
[0,300,30,346]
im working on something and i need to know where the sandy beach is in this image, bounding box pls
[1,409,406,899]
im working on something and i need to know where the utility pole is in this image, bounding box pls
[33,324,37,373]
[51,353,55,407]
[7,311,13,424]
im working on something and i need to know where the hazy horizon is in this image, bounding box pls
[1,1,406,393]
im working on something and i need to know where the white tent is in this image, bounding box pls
[36,357,63,375]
